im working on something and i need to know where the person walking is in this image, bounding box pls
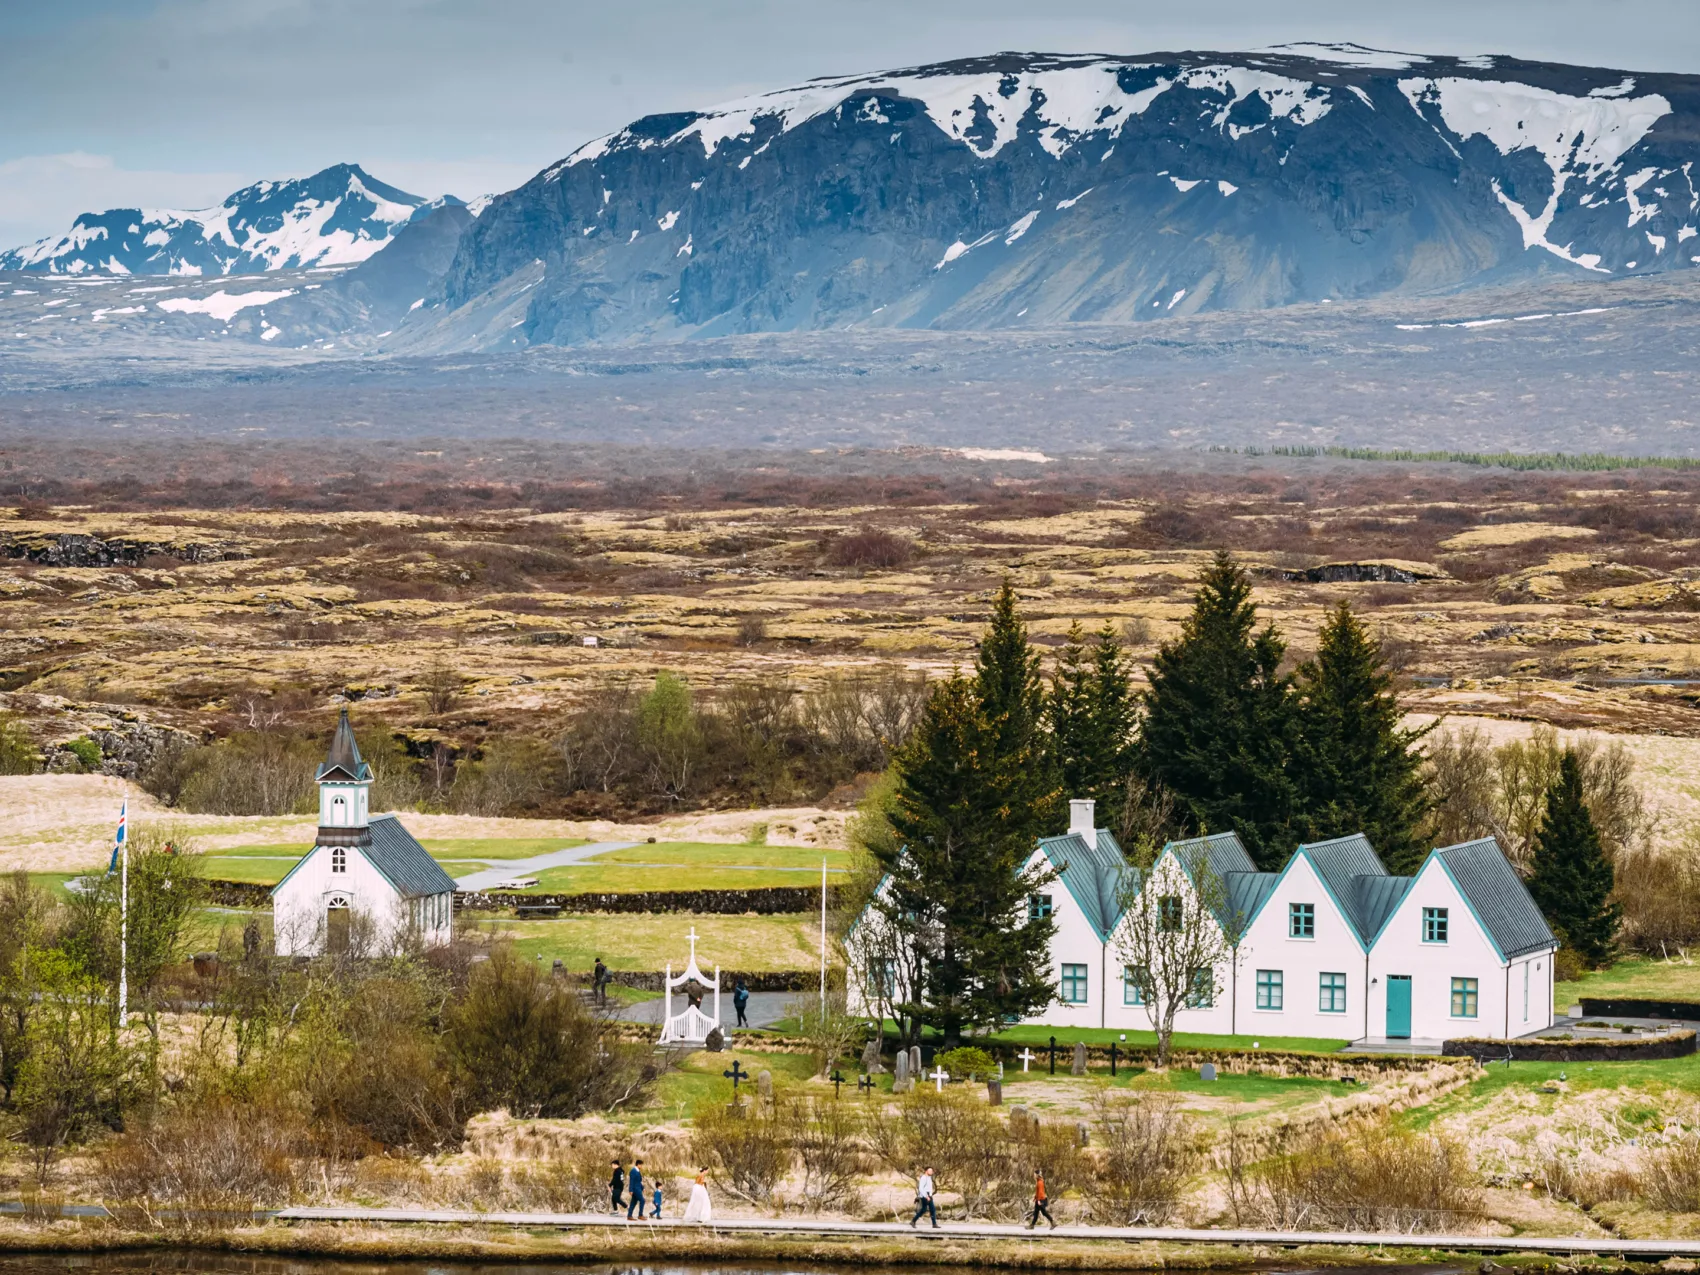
[608,1159,624,1214]
[626,1158,645,1220]
[683,1168,713,1224]
[650,1182,663,1219]
[1027,1170,1056,1230]
[592,957,609,1006]
[733,979,751,1028]
[910,1166,938,1228]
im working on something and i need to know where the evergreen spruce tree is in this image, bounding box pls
[882,673,1061,1044]
[974,578,1063,837]
[1049,621,1138,828]
[1296,601,1433,872]
[1134,551,1302,870]
[1528,751,1620,968]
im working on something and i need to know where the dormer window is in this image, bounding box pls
[331,846,347,874]
[1289,902,1315,938]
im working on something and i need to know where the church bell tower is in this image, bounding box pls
[316,707,373,849]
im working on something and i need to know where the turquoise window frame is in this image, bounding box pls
[1255,968,1283,1010]
[1061,963,1089,1004]
[1290,902,1315,938]
[1451,976,1479,1018]
[1319,971,1347,1013]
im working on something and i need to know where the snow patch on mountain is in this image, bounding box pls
[156,289,296,322]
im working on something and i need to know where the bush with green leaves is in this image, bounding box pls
[0,712,36,774]
[62,737,102,772]
[934,1046,996,1080]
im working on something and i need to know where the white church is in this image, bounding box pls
[850,799,1558,1046]
[272,709,456,956]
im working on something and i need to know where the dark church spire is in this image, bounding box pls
[316,706,372,782]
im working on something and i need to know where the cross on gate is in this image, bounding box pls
[1109,1041,1119,1077]
[1048,1035,1058,1075]
[857,1073,876,1096]
[723,1059,748,1091]
[930,1065,949,1092]
[686,926,699,964]
[1018,1047,1035,1073]
[829,1069,845,1098]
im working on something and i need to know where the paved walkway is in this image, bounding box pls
[453,841,640,892]
[615,989,793,1030]
[272,1207,1700,1256]
[1348,1036,1446,1054]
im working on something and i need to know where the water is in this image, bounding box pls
[0,1256,1472,1275]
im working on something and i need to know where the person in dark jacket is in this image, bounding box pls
[593,957,609,1006]
[733,979,751,1027]
[626,1159,645,1220]
[608,1159,624,1213]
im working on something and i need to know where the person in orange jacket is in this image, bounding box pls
[1027,1169,1056,1229]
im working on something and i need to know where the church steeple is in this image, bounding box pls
[316,707,373,847]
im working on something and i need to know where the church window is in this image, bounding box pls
[331,846,347,873]
[332,795,348,826]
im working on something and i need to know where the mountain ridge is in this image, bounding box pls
[1,163,437,276]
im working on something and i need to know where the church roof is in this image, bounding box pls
[365,815,457,899]
[317,707,372,782]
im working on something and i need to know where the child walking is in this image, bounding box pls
[651,1182,663,1218]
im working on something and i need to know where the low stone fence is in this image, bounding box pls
[1580,996,1700,1021]
[1442,1029,1696,1062]
[974,1041,1458,1081]
[457,886,845,915]
[206,879,273,908]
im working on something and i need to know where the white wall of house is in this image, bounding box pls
[318,780,370,828]
[1032,849,1111,1030]
[273,845,452,957]
[1231,852,1368,1041]
[1100,847,1235,1036]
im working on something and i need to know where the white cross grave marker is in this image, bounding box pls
[931,1065,949,1092]
[1019,1048,1035,1073]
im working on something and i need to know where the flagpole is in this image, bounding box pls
[819,858,827,1019]
[118,830,128,1023]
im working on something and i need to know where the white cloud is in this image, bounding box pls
[0,153,249,253]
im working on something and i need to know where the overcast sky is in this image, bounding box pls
[3,0,1696,248]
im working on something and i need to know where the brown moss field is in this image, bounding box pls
[3,454,1700,863]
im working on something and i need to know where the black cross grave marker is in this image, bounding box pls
[1048,1035,1057,1075]
[829,1069,845,1098]
[857,1074,876,1096]
[1109,1041,1119,1077]
[723,1059,749,1092]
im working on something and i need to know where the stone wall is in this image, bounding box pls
[1442,1029,1697,1062]
[1580,997,1700,1021]
[456,885,846,915]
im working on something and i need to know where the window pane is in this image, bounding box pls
[1451,977,1478,1017]
[1256,969,1283,1010]
[1290,903,1315,938]
[1320,972,1346,1013]
[1062,963,1088,1004]
[1123,965,1146,1005]
[1423,907,1449,943]
[1028,894,1053,921]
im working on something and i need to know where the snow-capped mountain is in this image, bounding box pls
[1,164,432,276]
[423,44,1700,347]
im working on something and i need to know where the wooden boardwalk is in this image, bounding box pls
[276,1206,1700,1257]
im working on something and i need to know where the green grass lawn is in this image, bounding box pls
[1555,955,1700,1009]
[26,872,89,900]
[984,1024,1351,1054]
[482,911,826,973]
[196,837,591,886]
[515,841,851,895]
[642,1048,823,1121]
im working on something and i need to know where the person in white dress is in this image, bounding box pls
[683,1168,713,1224]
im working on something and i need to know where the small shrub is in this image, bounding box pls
[735,615,768,646]
[691,1098,791,1203]
[934,1046,996,1080]
[826,527,914,569]
[62,737,102,772]
[1646,1136,1700,1212]
[0,712,36,774]
[1090,1094,1191,1223]
[1120,617,1153,647]
[782,1094,864,1211]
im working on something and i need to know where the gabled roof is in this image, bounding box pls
[1038,828,1128,940]
[1225,870,1280,930]
[1166,830,1257,880]
[1353,873,1415,944]
[365,815,456,899]
[1433,836,1558,960]
[1299,833,1391,943]
[317,707,372,783]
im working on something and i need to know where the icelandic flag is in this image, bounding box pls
[106,800,126,874]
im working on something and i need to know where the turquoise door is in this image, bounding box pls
[1386,975,1412,1039]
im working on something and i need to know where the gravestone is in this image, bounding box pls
[757,1069,773,1104]
[1076,1120,1091,1147]
[861,1038,885,1074]
[909,1045,923,1077]
[1199,1062,1218,1082]
[1008,1104,1031,1133]
[986,1078,1002,1106]
[1071,1042,1088,1076]
[893,1050,912,1093]
[705,1026,725,1052]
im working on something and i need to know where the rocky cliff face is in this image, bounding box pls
[420,44,1699,349]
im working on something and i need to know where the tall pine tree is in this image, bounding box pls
[1049,621,1138,828]
[1135,551,1302,870]
[1296,601,1433,872]
[975,578,1063,835]
[1528,751,1620,968]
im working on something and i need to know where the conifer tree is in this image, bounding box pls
[1049,621,1138,828]
[880,673,1061,1044]
[974,578,1062,838]
[1296,601,1433,872]
[1134,551,1302,870]
[1528,751,1620,968]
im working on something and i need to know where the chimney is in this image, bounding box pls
[1069,798,1096,839]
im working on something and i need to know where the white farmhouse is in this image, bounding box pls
[271,709,456,956]
[850,798,1558,1047]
